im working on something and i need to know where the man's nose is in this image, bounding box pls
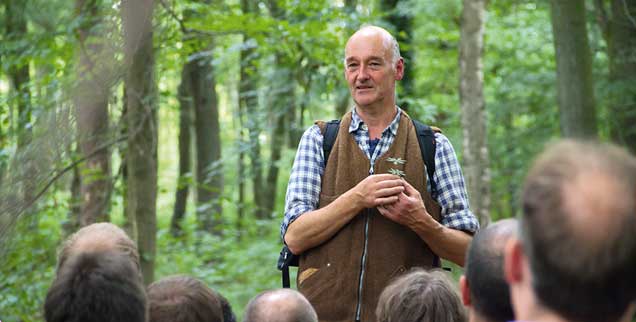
[357,65,370,80]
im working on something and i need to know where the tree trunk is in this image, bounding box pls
[122,0,157,285]
[64,164,82,236]
[240,0,265,219]
[171,64,193,236]
[459,0,490,227]
[120,85,135,239]
[190,50,223,234]
[550,0,598,138]
[5,0,33,211]
[380,0,414,111]
[607,0,636,152]
[75,0,111,226]
[263,0,294,220]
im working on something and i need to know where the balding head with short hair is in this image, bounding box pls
[345,25,401,68]
[243,289,318,322]
[462,219,517,322]
[508,140,636,322]
[58,222,140,272]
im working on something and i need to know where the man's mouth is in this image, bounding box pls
[356,85,373,90]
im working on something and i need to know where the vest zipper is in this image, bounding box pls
[354,208,370,321]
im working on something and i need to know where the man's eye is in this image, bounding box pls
[347,63,358,69]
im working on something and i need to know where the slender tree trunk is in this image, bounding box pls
[171,65,193,236]
[607,0,636,152]
[263,0,294,219]
[122,0,157,285]
[550,0,598,138]
[5,0,33,212]
[64,164,82,236]
[459,0,490,227]
[75,0,111,226]
[380,0,414,111]
[120,85,135,239]
[240,0,265,219]
[190,51,223,234]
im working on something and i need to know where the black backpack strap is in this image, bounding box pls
[322,120,341,167]
[412,119,437,198]
[277,245,298,288]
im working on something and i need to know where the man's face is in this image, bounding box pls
[344,30,403,110]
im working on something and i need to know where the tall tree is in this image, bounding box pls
[596,0,636,152]
[335,0,357,118]
[171,65,193,236]
[191,38,223,233]
[122,0,157,284]
[459,0,490,227]
[263,0,294,219]
[4,0,33,210]
[74,0,112,226]
[240,0,265,219]
[4,0,31,150]
[550,0,598,138]
[380,0,415,111]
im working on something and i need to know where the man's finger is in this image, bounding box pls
[372,174,401,181]
[376,195,399,205]
[376,186,404,197]
[402,180,419,196]
[377,179,405,189]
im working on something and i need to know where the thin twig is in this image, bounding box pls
[20,134,128,213]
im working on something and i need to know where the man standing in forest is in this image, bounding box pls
[281,25,478,322]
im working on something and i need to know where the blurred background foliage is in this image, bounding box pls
[1,0,634,320]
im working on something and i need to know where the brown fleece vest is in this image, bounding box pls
[297,112,441,322]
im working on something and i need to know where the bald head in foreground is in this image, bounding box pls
[505,140,636,322]
[243,289,318,322]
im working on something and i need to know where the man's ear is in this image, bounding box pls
[504,238,524,285]
[460,275,471,307]
[395,58,404,80]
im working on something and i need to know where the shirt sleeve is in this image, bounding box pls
[280,125,324,240]
[433,133,480,233]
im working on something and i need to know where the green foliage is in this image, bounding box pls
[0,195,64,322]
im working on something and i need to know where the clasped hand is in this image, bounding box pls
[355,174,430,227]
[352,175,431,229]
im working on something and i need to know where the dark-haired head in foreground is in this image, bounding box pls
[461,218,517,322]
[243,288,317,322]
[505,140,636,322]
[148,275,236,322]
[44,250,147,322]
[376,268,467,322]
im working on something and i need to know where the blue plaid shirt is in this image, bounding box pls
[281,107,479,239]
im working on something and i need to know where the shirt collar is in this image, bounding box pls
[350,106,402,136]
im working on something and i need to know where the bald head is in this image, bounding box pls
[345,25,401,67]
[243,289,317,322]
[58,223,139,273]
[520,139,636,322]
